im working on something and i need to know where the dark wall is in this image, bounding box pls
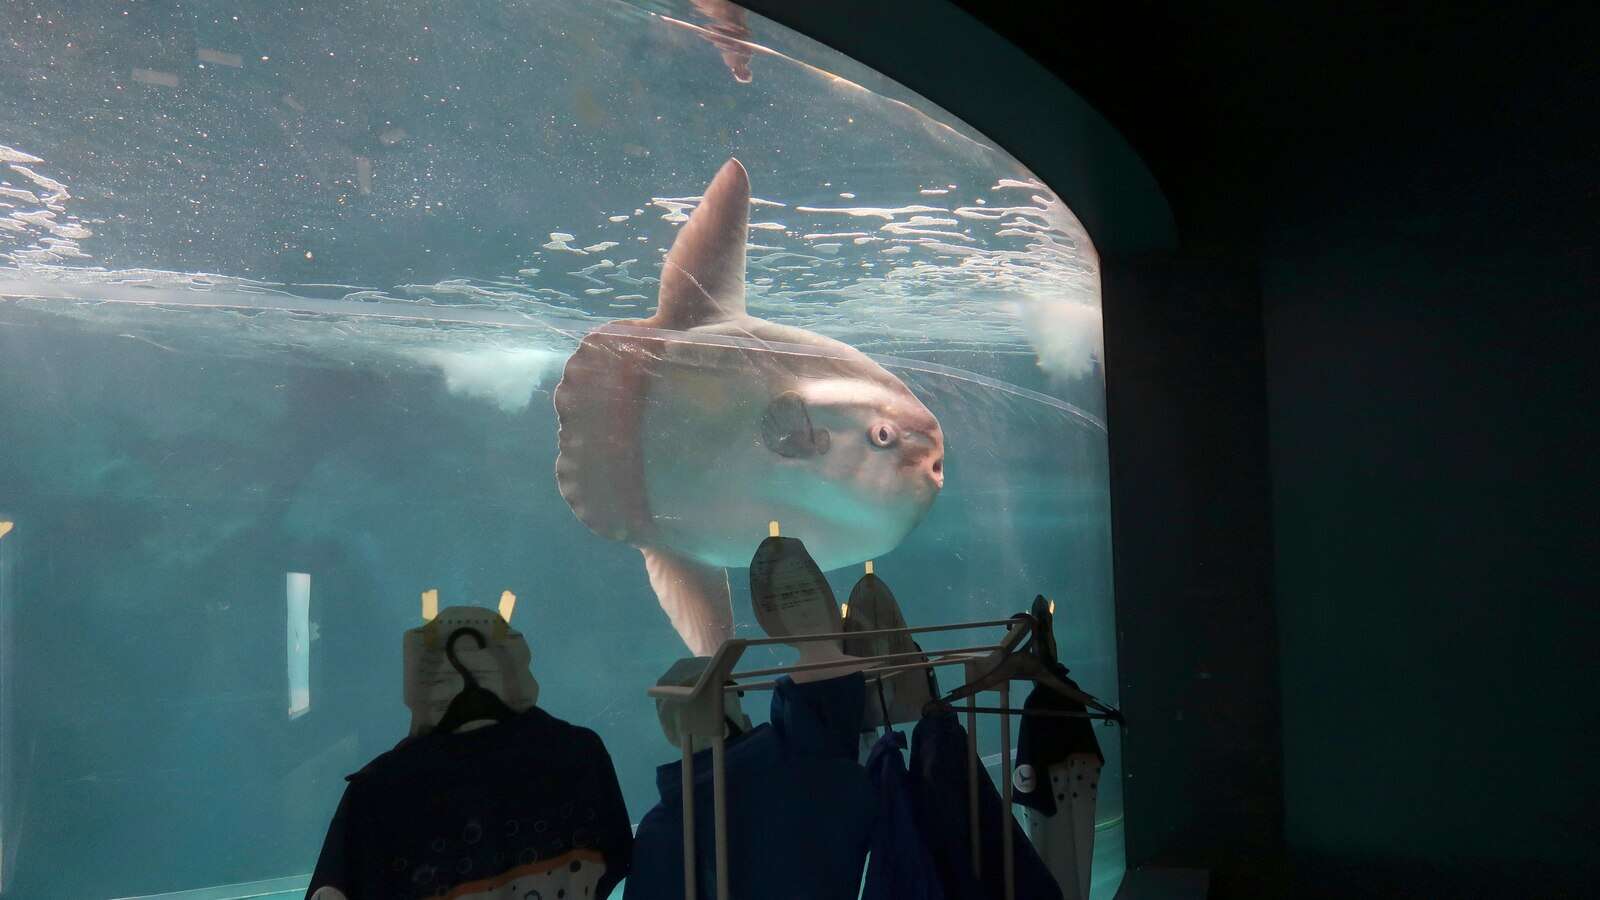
[956,1,1600,895]
[1100,254,1282,894]
[1263,150,1599,894]
[1257,18,1599,892]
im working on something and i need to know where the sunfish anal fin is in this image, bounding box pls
[652,157,750,330]
[641,547,733,655]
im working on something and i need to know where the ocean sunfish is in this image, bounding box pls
[553,158,945,654]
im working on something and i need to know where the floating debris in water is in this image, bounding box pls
[131,68,179,87]
[542,232,586,253]
[197,48,243,68]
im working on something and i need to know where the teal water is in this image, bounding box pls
[0,1,1120,897]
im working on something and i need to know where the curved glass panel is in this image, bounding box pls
[0,1,1119,897]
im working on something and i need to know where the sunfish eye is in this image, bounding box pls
[868,422,899,448]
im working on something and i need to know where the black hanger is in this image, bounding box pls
[874,673,893,735]
[925,600,1124,725]
[1030,595,1061,669]
[433,627,517,735]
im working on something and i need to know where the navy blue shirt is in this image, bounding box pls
[308,707,632,900]
[629,673,875,900]
[1013,664,1104,817]
[910,711,1062,900]
[861,728,946,900]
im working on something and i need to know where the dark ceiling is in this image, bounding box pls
[947,0,1597,247]
[737,0,1595,255]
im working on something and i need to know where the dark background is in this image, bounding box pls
[741,1,1597,896]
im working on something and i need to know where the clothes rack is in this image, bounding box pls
[647,611,1109,900]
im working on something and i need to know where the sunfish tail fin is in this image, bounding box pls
[652,157,750,330]
[553,323,656,542]
[641,547,733,655]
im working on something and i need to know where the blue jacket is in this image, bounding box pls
[628,673,875,900]
[861,728,946,900]
[910,711,1062,900]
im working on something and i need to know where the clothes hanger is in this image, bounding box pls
[722,681,749,738]
[1029,595,1062,669]
[925,599,1123,724]
[432,626,518,734]
[873,673,894,737]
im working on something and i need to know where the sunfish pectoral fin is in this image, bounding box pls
[641,546,733,655]
[761,390,832,458]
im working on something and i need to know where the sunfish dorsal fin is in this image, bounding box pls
[652,157,750,329]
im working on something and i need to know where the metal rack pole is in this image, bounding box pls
[1000,681,1015,900]
[724,618,1019,647]
[966,660,981,877]
[711,691,730,900]
[734,643,1001,679]
[679,724,696,900]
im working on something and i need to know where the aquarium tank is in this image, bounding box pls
[0,0,1121,897]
